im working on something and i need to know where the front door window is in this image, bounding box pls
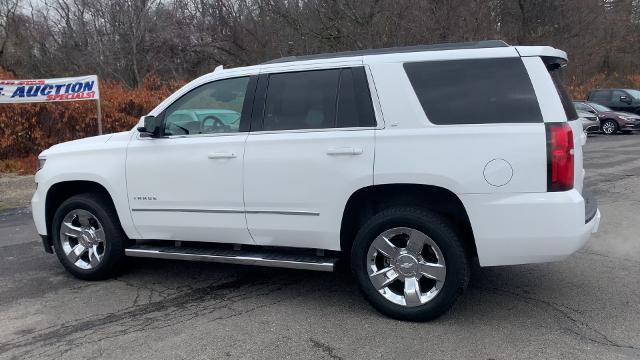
[164,77,250,136]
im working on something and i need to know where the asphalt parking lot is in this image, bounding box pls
[1,134,639,360]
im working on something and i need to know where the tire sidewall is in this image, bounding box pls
[351,208,468,321]
[52,194,124,279]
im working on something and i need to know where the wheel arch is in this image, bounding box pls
[45,180,120,239]
[340,183,477,257]
[603,117,621,125]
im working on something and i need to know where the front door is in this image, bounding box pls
[610,90,632,112]
[126,76,256,244]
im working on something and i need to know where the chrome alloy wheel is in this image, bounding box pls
[59,209,106,270]
[602,121,616,134]
[366,227,446,307]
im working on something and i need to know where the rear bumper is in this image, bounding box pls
[584,190,598,223]
[460,189,600,267]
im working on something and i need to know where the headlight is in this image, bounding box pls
[37,157,47,171]
[619,116,630,121]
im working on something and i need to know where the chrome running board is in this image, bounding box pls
[125,244,337,272]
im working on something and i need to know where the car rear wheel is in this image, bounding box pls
[602,119,618,135]
[52,193,127,280]
[351,207,469,321]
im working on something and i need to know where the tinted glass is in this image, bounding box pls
[403,58,542,124]
[164,77,249,136]
[337,68,376,127]
[264,69,340,131]
[588,102,612,112]
[589,90,610,102]
[262,68,376,131]
[612,90,627,102]
[574,102,590,112]
[547,64,578,121]
[626,89,640,99]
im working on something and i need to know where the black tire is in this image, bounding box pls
[351,207,469,321]
[601,119,619,135]
[51,193,127,280]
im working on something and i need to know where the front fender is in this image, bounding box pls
[32,132,140,239]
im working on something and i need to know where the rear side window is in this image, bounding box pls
[336,68,376,128]
[589,90,610,103]
[547,62,578,121]
[262,67,375,131]
[574,102,590,112]
[403,58,542,125]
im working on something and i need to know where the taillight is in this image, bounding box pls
[546,123,574,191]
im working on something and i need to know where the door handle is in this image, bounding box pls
[208,152,237,159]
[326,147,363,156]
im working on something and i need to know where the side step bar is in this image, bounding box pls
[125,244,338,272]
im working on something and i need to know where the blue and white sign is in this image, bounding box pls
[0,75,99,103]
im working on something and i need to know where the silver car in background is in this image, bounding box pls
[577,109,600,133]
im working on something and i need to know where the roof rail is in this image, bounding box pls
[262,40,509,65]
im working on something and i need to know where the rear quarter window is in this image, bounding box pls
[403,58,542,125]
[546,62,578,121]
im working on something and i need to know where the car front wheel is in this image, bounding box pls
[601,119,619,135]
[51,193,127,280]
[351,207,469,321]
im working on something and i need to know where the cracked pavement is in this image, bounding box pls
[1,134,639,359]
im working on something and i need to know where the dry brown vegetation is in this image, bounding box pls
[0,68,182,173]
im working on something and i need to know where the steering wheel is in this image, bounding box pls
[201,115,230,133]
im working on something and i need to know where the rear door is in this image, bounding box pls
[243,65,377,250]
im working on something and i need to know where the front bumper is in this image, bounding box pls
[31,176,51,254]
[622,122,640,130]
[31,184,47,237]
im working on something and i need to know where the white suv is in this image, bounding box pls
[31,40,601,321]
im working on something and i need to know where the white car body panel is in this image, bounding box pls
[461,190,598,266]
[31,131,141,239]
[372,124,547,194]
[32,44,599,267]
[243,129,375,250]
[125,132,254,244]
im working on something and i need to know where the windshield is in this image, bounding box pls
[625,89,640,99]
[588,102,612,112]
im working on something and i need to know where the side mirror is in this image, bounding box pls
[620,95,632,104]
[587,109,596,114]
[137,116,161,137]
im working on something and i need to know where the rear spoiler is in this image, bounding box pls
[515,46,568,62]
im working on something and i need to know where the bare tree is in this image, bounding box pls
[0,0,638,87]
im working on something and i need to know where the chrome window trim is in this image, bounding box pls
[247,126,379,136]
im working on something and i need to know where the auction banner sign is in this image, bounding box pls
[0,75,99,103]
